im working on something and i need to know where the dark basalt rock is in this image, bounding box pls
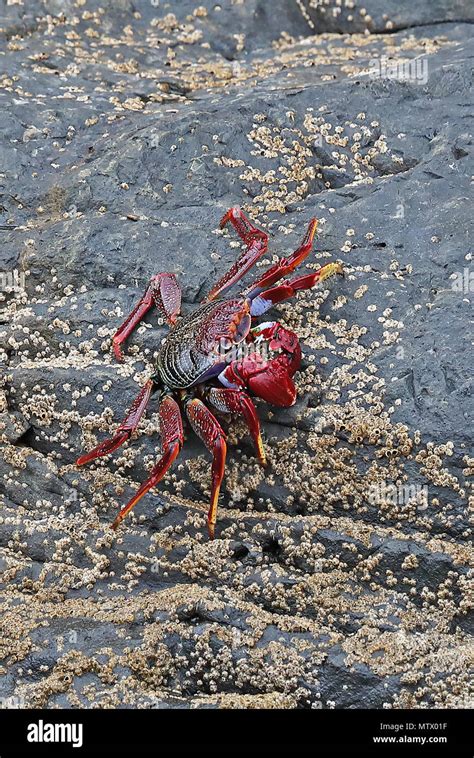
[0,0,472,710]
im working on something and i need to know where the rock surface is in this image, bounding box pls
[0,0,472,709]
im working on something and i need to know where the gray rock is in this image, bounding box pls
[0,1,472,711]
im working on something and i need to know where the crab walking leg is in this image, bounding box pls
[250,263,344,316]
[186,398,227,539]
[219,206,266,243]
[206,387,266,466]
[112,394,184,530]
[112,273,182,361]
[76,379,155,466]
[245,218,319,301]
[204,207,268,302]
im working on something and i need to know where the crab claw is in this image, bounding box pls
[246,355,298,407]
[251,322,301,377]
[221,322,302,408]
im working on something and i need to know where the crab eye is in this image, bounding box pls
[234,313,251,343]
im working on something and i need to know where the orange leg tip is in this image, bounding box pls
[112,342,124,362]
[76,450,101,466]
[219,210,231,228]
[319,261,344,283]
[308,218,318,242]
[257,448,267,467]
[257,439,266,466]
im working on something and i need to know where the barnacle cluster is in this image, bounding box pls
[0,1,471,711]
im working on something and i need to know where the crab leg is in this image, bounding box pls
[76,379,155,466]
[112,394,184,530]
[250,262,343,316]
[185,398,227,539]
[112,273,181,361]
[204,207,268,302]
[206,387,266,466]
[245,218,319,302]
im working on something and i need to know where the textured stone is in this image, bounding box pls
[0,1,472,710]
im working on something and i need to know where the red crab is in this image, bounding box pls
[76,208,343,538]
